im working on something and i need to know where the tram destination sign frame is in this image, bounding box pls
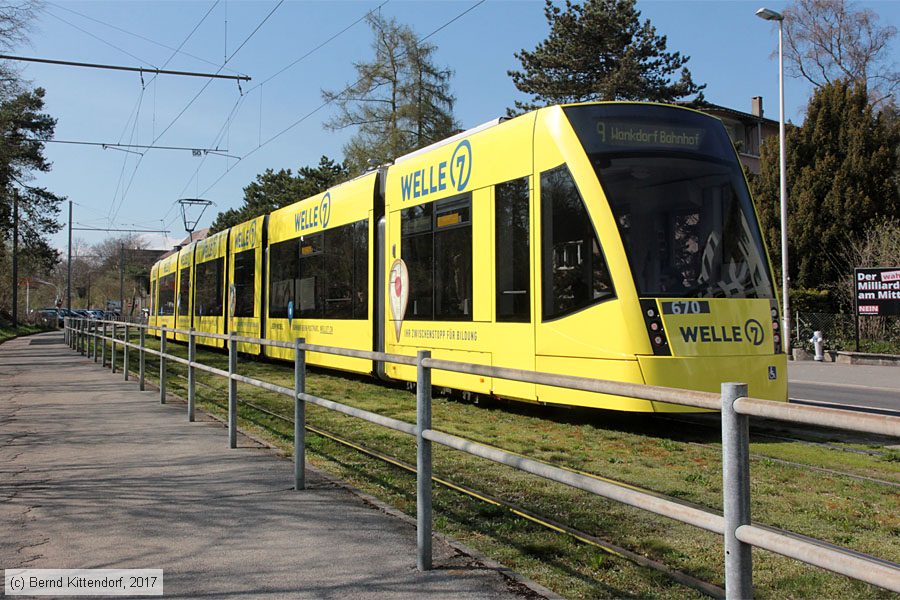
[854,267,900,317]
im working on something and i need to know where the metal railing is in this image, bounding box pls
[63,317,900,599]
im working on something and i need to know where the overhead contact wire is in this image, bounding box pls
[198,0,485,197]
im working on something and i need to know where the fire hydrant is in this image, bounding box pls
[810,330,825,362]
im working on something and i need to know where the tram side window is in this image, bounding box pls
[351,220,368,319]
[402,204,434,320]
[194,258,224,317]
[322,221,369,320]
[177,268,191,316]
[233,249,255,318]
[158,273,175,316]
[495,177,530,323]
[541,165,614,321]
[269,239,299,318]
[298,233,324,318]
[401,194,472,321]
[150,280,156,316]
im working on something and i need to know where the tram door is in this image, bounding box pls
[491,177,536,401]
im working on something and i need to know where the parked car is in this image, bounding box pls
[36,309,59,327]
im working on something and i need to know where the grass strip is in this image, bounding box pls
[109,334,900,599]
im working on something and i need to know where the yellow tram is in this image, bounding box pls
[149,102,787,412]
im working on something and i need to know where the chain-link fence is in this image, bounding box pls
[794,312,900,354]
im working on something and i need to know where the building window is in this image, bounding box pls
[495,177,530,322]
[268,239,298,319]
[541,165,614,321]
[233,249,255,318]
[158,273,175,316]
[401,194,472,321]
[194,258,224,317]
[177,268,191,316]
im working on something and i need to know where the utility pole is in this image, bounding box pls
[120,243,125,317]
[67,200,72,311]
[12,191,18,328]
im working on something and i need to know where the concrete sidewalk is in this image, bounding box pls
[0,332,545,599]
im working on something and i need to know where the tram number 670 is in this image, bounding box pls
[662,300,710,315]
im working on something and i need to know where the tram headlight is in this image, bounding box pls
[640,299,670,356]
[770,300,783,354]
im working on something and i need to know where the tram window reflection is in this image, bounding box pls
[158,273,175,316]
[233,249,255,317]
[269,239,299,318]
[495,177,531,323]
[177,268,191,316]
[541,165,614,321]
[401,195,472,321]
[194,258,224,317]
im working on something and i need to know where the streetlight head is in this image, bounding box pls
[756,7,784,21]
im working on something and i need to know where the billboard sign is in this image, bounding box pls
[855,267,900,316]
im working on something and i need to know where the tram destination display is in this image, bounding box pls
[855,267,900,316]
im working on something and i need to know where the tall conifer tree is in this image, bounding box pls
[752,80,899,291]
[508,0,704,113]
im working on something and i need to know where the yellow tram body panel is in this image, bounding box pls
[228,215,267,355]
[264,172,377,374]
[148,263,158,331]
[193,229,230,348]
[174,243,195,342]
[155,252,179,340]
[382,112,539,396]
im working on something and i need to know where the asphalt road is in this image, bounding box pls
[788,361,900,415]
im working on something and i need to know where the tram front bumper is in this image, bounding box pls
[637,353,788,412]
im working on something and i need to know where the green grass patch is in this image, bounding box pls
[0,323,51,345]
[122,334,899,599]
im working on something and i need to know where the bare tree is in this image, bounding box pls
[0,1,42,98]
[783,0,898,106]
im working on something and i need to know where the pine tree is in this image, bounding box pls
[0,87,65,271]
[322,13,458,173]
[752,80,900,292]
[508,0,704,113]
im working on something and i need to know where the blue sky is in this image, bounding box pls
[15,0,899,252]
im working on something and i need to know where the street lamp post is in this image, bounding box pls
[756,7,791,357]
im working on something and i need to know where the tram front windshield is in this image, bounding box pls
[565,104,774,300]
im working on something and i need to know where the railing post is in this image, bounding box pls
[187,328,196,422]
[92,321,98,362]
[101,322,107,367]
[228,333,237,449]
[123,323,130,381]
[111,321,117,374]
[139,326,146,391]
[65,318,70,347]
[159,326,167,404]
[78,319,85,355]
[294,337,306,491]
[416,349,433,571]
[722,382,753,600]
